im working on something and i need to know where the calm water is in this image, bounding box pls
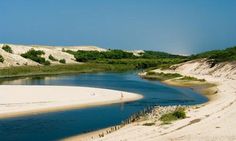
[0,72,208,141]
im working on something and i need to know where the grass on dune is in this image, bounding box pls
[160,108,186,124]
[2,44,13,54]
[179,76,206,82]
[144,72,182,81]
[144,72,206,82]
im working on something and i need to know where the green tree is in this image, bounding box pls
[49,54,58,61]
[59,59,66,64]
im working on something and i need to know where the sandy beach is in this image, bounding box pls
[0,85,143,119]
[75,60,236,141]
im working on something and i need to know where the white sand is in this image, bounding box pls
[79,60,236,141]
[0,85,143,118]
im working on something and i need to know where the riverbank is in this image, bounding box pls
[62,106,189,141]
[76,60,236,141]
[0,63,137,79]
[0,85,143,119]
[139,70,217,100]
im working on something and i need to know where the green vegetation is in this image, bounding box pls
[145,72,182,81]
[2,45,13,53]
[0,54,4,63]
[21,49,50,65]
[65,49,185,60]
[44,60,51,66]
[59,59,66,64]
[190,46,236,63]
[48,54,58,61]
[143,122,155,126]
[0,63,136,78]
[142,50,186,59]
[180,76,206,82]
[160,108,186,124]
[2,45,235,79]
[64,49,186,69]
[144,72,206,83]
[65,49,135,62]
[95,58,184,69]
[0,48,187,78]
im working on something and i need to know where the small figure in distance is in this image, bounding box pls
[121,92,124,100]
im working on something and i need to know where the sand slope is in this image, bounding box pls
[0,85,142,119]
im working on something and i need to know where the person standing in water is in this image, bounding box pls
[121,92,124,100]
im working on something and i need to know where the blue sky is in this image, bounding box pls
[0,0,236,54]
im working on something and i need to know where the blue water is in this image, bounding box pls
[0,72,208,141]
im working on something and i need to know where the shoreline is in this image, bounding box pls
[63,125,120,141]
[75,69,236,141]
[0,63,137,79]
[139,71,218,100]
[0,85,143,119]
[162,79,218,101]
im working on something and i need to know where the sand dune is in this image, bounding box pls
[0,85,142,119]
[0,44,107,67]
[0,44,144,68]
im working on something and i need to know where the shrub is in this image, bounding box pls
[0,54,4,63]
[180,76,206,82]
[160,113,177,124]
[44,60,51,66]
[21,49,49,65]
[146,71,156,75]
[160,108,186,124]
[59,59,66,64]
[143,122,155,126]
[2,45,13,53]
[49,54,58,61]
[144,72,183,81]
[173,109,186,119]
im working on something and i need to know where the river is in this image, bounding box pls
[0,72,208,141]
